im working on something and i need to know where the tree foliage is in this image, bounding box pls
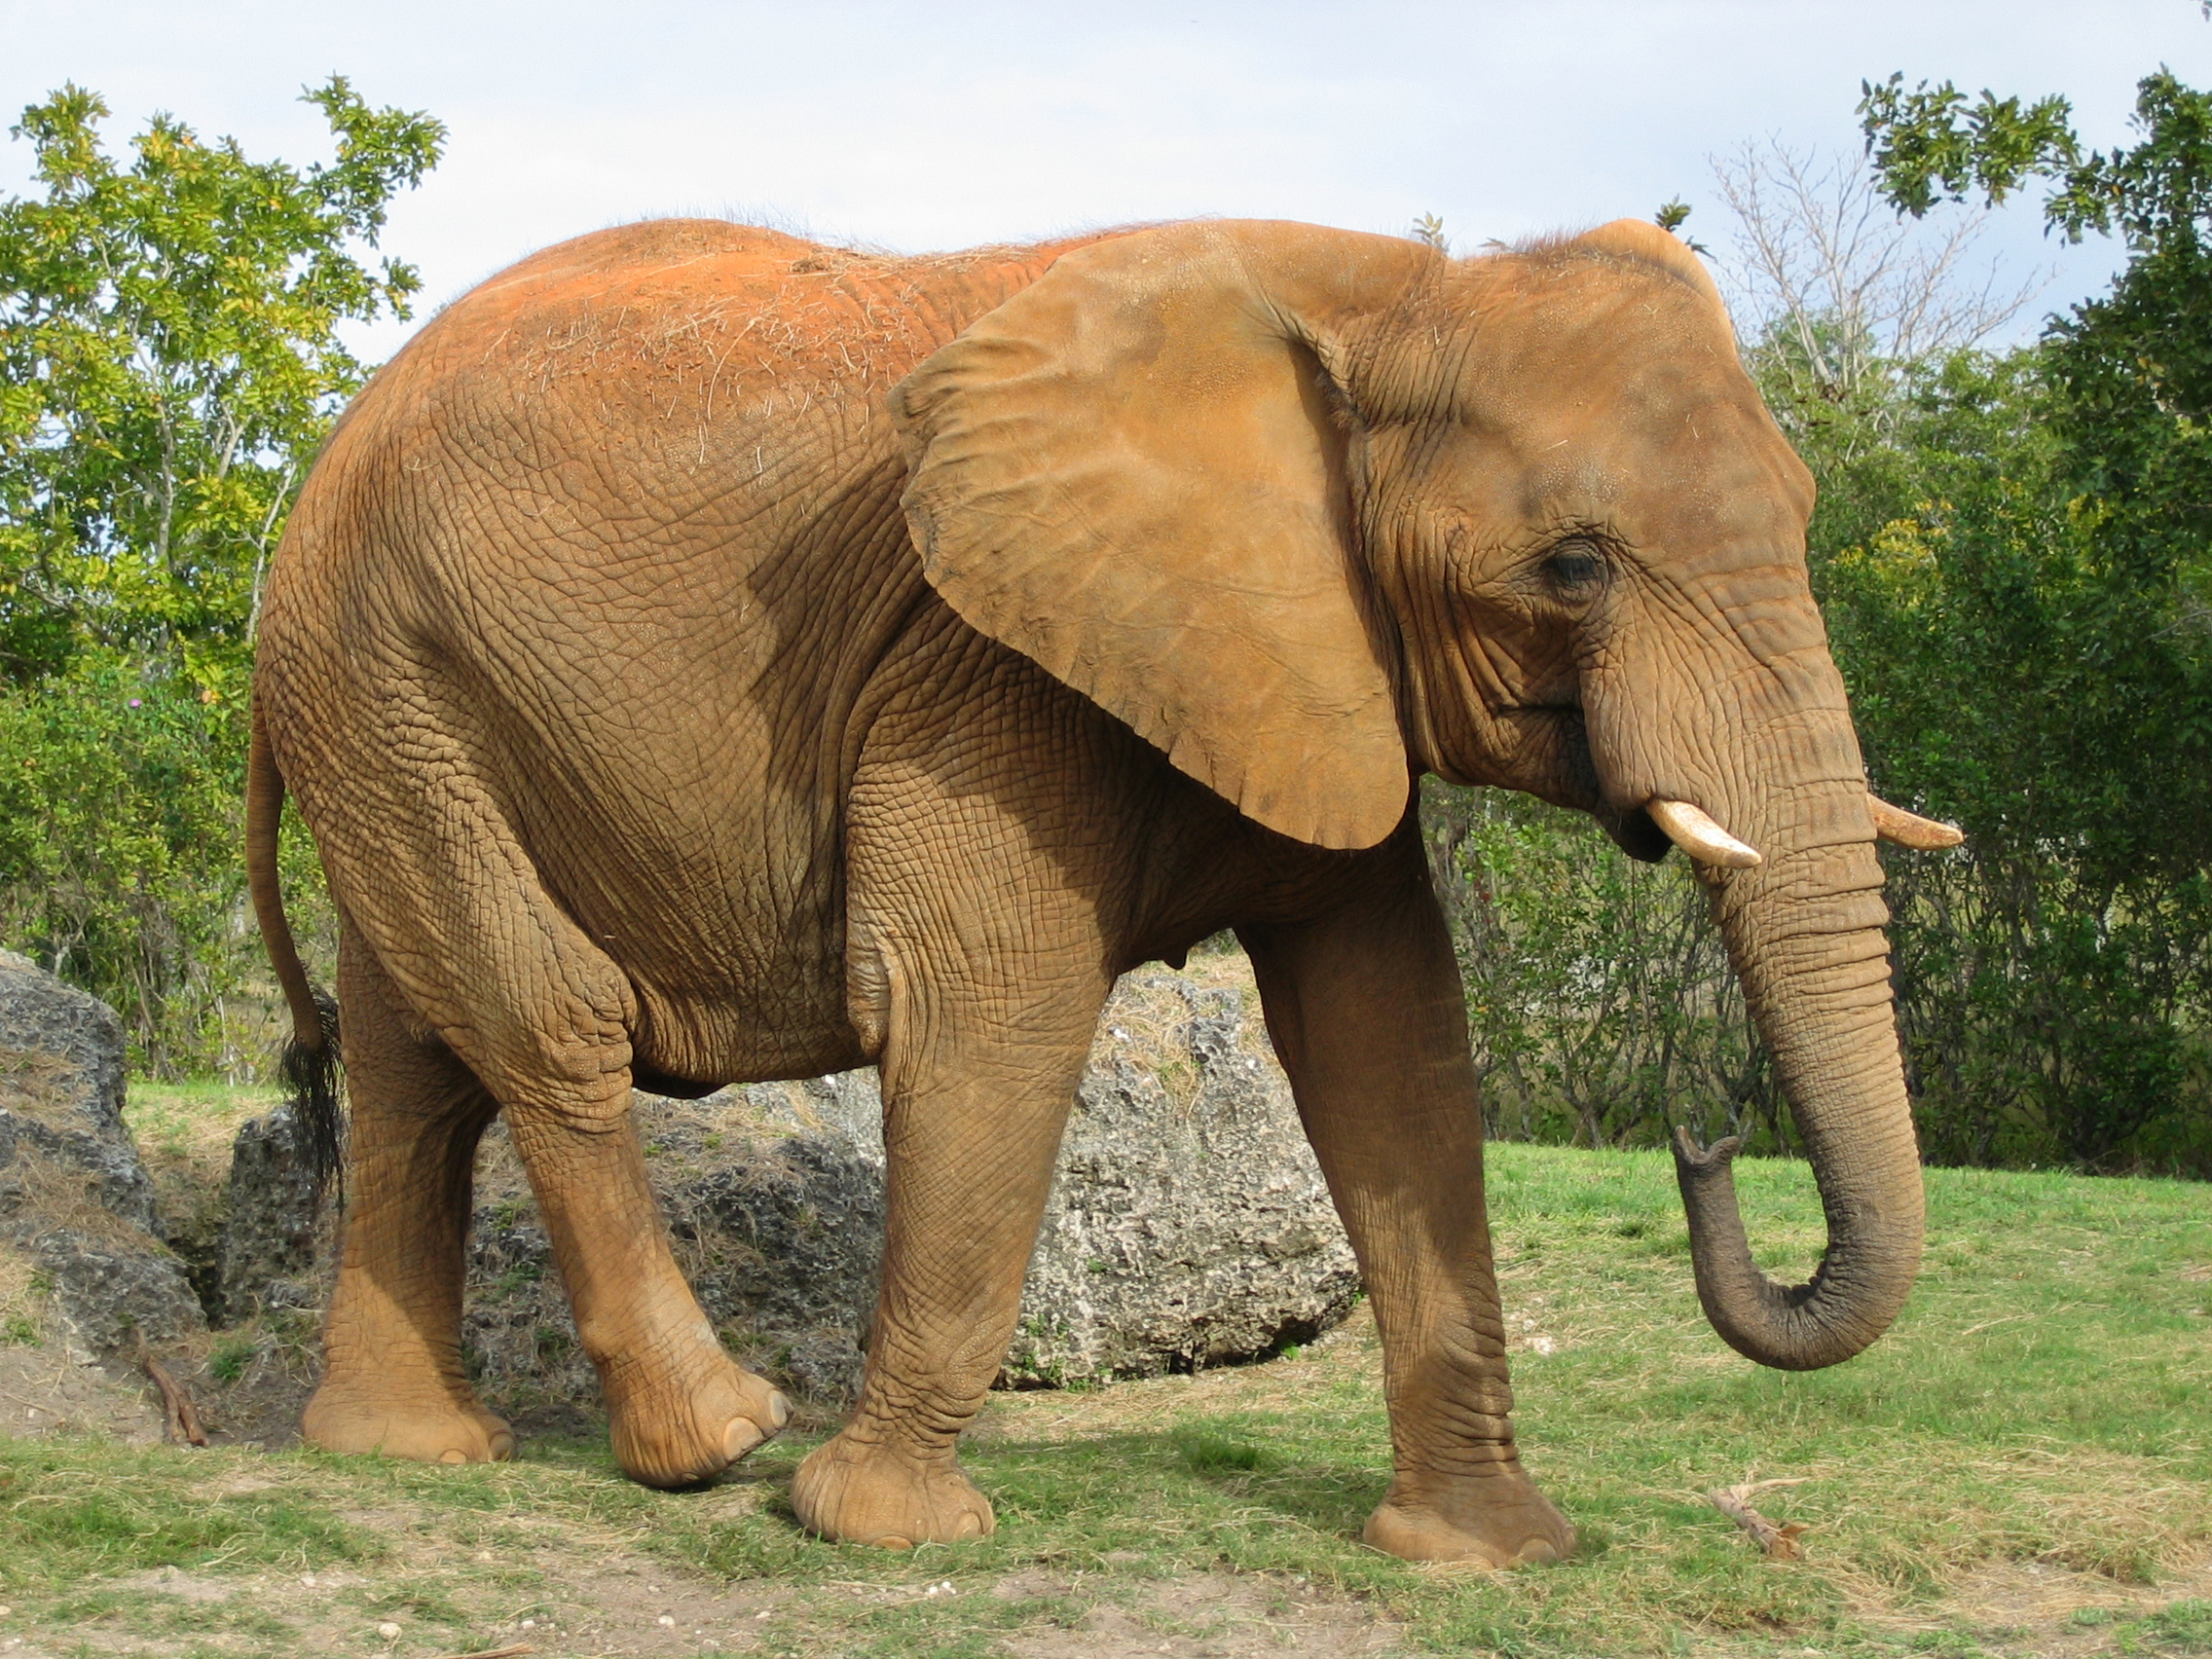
[1844,64,2212,1170]
[0,78,441,691]
[1421,782,1784,1155]
[0,82,439,1070]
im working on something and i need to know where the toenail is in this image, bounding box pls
[875,1534,913,1550]
[767,1390,791,1429]
[955,1512,982,1539]
[438,1450,467,1464]
[723,1419,764,1461]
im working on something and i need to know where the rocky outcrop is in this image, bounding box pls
[0,950,204,1355]
[215,1105,328,1320]
[214,956,1362,1411]
[1013,972,1360,1384]
[463,1079,892,1410]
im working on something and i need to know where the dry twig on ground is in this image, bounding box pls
[137,1344,206,1447]
[1707,1477,1810,1560]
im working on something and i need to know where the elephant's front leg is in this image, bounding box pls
[798,690,1115,1547]
[1241,829,1574,1567]
[791,992,1098,1547]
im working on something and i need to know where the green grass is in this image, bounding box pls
[0,1144,2205,1657]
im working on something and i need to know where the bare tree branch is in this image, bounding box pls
[1710,137,2050,396]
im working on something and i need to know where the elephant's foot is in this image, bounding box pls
[792,1430,995,1547]
[603,1344,791,1490]
[1362,1464,1575,1567]
[303,1382,515,1465]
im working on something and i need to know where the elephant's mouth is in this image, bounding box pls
[1596,802,1672,863]
[1490,699,1674,864]
[1479,690,1958,868]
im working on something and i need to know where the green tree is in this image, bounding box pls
[1828,66,2212,1171]
[0,77,443,691]
[0,81,441,1070]
[1421,782,1783,1154]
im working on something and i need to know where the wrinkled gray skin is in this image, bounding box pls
[245,214,1923,1567]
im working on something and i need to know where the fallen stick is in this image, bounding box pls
[1706,1477,1809,1560]
[427,1645,535,1659]
[138,1345,207,1447]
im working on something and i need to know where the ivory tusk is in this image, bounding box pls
[1646,799,1763,868]
[1869,794,1965,850]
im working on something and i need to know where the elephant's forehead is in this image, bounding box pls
[1457,348,1804,539]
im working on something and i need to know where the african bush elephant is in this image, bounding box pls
[247,214,1956,1567]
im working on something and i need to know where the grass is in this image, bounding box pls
[123,1078,281,1160]
[0,1144,2205,1657]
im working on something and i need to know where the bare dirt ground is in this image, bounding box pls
[4,1136,2206,1659]
[0,1314,1409,1658]
[0,1339,166,1447]
[1852,1557,2212,1659]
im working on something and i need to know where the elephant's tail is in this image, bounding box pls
[246,699,345,1198]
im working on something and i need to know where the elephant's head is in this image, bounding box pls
[891,218,1951,1371]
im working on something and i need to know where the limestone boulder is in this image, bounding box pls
[215,1104,328,1321]
[463,1077,889,1411]
[1012,970,1361,1384]
[0,949,204,1355]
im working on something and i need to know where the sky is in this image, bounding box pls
[5,0,2210,360]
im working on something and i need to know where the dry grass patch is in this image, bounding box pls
[123,1079,280,1268]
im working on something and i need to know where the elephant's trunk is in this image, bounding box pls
[1672,770,1925,1371]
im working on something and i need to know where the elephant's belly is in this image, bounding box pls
[531,819,870,1091]
[622,948,871,1093]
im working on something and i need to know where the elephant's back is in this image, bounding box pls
[374,219,1116,430]
[271,219,1144,696]
[256,222,1129,1088]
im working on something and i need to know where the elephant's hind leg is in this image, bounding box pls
[503,1103,792,1487]
[303,928,512,1465]
[307,740,787,1487]
[425,893,790,1489]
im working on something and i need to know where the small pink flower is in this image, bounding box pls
[128,698,141,708]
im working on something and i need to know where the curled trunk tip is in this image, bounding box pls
[1671,1126,1916,1372]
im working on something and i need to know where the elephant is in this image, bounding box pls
[246,213,1959,1567]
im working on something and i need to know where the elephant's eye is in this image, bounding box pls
[1546,543,1604,591]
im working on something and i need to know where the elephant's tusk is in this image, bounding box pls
[1869,794,1965,850]
[1647,799,1763,868]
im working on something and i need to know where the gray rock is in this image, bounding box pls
[461,1094,889,1408]
[22,1231,207,1355]
[0,949,204,1352]
[446,960,1356,1409]
[1012,972,1360,1384]
[216,1105,327,1321]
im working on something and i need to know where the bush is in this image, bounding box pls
[0,653,333,1076]
[1421,781,1787,1155]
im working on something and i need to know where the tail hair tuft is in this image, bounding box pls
[278,986,347,1206]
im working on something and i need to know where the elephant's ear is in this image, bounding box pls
[891,222,1416,851]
